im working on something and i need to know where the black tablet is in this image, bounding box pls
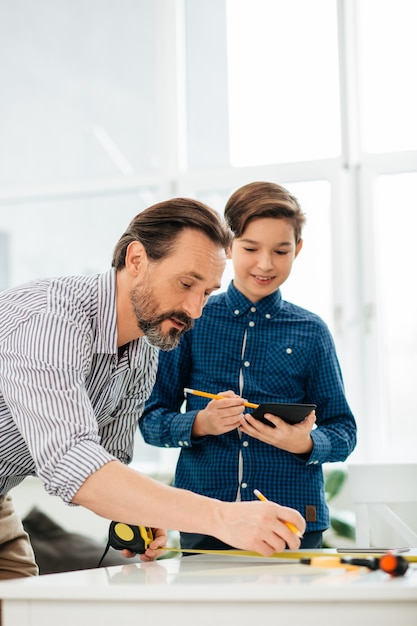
[251,403,316,427]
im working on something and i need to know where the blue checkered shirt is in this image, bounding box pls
[140,282,357,531]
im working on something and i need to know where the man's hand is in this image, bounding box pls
[216,500,306,554]
[73,460,305,558]
[121,527,168,562]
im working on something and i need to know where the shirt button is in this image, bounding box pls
[250,307,256,313]
[309,460,319,465]
[178,441,183,446]
[241,483,247,489]
[164,443,170,448]
[265,313,271,319]
[242,441,249,447]
[249,321,255,327]
[234,309,240,315]
[183,441,189,446]
[286,348,292,354]
[244,361,250,367]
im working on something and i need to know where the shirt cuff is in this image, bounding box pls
[302,429,332,466]
[169,410,200,448]
[41,440,117,504]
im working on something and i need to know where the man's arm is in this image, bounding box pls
[72,460,305,556]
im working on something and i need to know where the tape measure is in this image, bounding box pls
[98,522,416,574]
[108,522,153,553]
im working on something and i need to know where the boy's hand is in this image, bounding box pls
[239,410,316,454]
[192,390,245,437]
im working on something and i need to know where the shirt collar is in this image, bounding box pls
[95,269,153,367]
[225,280,283,318]
[96,269,118,354]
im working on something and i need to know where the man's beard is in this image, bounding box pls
[131,286,193,351]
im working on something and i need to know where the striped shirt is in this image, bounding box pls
[140,281,357,532]
[0,269,158,502]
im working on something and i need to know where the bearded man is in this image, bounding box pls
[0,198,305,579]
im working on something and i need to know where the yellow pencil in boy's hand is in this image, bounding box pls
[254,489,304,539]
[184,387,259,409]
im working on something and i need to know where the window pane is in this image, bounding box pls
[226,0,341,166]
[185,0,230,169]
[0,0,159,187]
[279,181,333,330]
[358,0,417,153]
[373,172,417,454]
[0,191,154,287]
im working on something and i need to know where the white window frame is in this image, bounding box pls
[1,0,416,470]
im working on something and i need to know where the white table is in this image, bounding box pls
[0,551,416,626]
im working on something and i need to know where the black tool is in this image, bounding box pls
[98,523,153,567]
[378,553,409,576]
[108,522,153,553]
[300,554,409,577]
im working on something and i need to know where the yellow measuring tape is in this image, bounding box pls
[107,523,417,563]
[158,547,417,562]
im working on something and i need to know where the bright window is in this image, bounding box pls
[226,0,341,165]
[358,0,417,153]
[372,171,417,456]
[1,0,417,469]
[0,0,159,187]
[0,192,153,287]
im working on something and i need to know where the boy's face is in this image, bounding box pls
[231,217,302,303]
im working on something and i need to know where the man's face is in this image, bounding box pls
[131,229,226,350]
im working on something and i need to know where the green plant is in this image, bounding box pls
[323,467,356,547]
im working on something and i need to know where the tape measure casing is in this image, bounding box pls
[108,522,152,553]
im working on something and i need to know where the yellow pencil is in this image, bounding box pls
[184,387,259,409]
[254,489,304,539]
